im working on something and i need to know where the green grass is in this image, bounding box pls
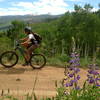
[0,85,99,100]
[46,54,69,67]
[80,57,100,68]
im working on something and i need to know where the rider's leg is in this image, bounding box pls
[22,49,30,66]
[22,44,39,66]
[24,45,38,62]
[28,44,39,55]
[24,49,30,62]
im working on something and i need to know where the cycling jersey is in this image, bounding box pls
[28,33,38,44]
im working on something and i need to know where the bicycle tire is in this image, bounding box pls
[0,51,18,68]
[30,54,46,69]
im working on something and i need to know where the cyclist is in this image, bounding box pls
[21,26,42,66]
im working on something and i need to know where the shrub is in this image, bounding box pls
[0,37,12,54]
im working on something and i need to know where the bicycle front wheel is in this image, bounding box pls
[30,54,46,69]
[0,51,18,68]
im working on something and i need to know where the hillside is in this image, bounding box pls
[0,14,61,26]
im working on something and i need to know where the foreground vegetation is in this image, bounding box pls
[0,85,99,100]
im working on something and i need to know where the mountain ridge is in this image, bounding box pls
[0,14,62,25]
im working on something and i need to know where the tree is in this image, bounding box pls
[84,4,93,12]
[7,20,25,40]
[74,5,83,13]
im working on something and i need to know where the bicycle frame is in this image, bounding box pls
[14,40,27,62]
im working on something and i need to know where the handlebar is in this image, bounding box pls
[14,40,25,54]
[15,40,21,47]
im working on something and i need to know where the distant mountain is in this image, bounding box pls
[0,14,62,25]
[0,25,12,31]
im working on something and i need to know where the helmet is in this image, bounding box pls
[24,26,32,32]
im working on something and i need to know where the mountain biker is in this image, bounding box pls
[21,26,42,66]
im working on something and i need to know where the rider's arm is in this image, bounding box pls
[21,38,31,45]
[21,34,34,45]
[20,37,28,41]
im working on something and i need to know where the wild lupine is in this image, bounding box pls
[63,37,81,92]
[87,63,100,87]
[64,51,81,90]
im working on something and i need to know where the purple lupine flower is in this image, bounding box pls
[92,71,99,75]
[76,63,80,66]
[64,51,80,90]
[76,54,80,57]
[69,59,75,63]
[69,67,75,71]
[75,68,80,73]
[88,69,99,75]
[88,69,93,74]
[87,74,93,79]
[71,79,77,83]
[76,58,80,62]
[69,82,73,87]
[66,83,69,87]
[69,74,74,78]
[96,78,100,81]
[75,86,80,90]
[74,59,77,63]
[96,83,100,87]
[71,53,76,57]
[89,79,95,84]
[77,75,80,80]
[87,64,100,86]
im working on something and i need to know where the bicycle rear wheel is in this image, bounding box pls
[0,51,18,68]
[30,54,46,69]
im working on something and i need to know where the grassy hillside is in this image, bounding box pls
[0,14,62,27]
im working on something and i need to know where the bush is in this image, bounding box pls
[47,54,69,67]
[47,57,64,67]
[0,37,12,54]
[39,84,100,100]
[80,57,92,67]
[57,54,70,62]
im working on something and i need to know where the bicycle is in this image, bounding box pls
[0,40,46,69]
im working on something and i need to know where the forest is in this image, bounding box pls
[0,4,100,66]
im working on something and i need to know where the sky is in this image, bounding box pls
[0,0,100,16]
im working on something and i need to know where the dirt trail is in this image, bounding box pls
[0,65,95,98]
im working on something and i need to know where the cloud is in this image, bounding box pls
[12,2,34,9]
[11,0,69,15]
[0,0,5,2]
[0,0,70,16]
[0,7,34,16]
[68,0,81,1]
[91,8,98,12]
